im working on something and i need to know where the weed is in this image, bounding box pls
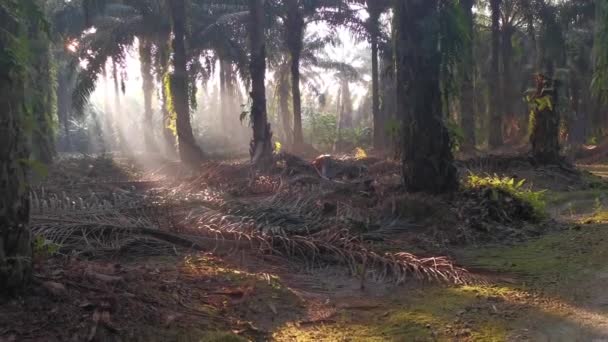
[465,174,547,220]
[33,235,59,259]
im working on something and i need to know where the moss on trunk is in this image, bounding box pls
[393,0,458,194]
[0,4,33,292]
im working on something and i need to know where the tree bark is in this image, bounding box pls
[567,69,585,144]
[139,38,156,152]
[28,10,56,164]
[488,0,503,148]
[112,59,125,151]
[502,25,517,142]
[379,53,399,159]
[334,78,353,152]
[277,65,292,146]
[460,0,476,150]
[57,68,72,151]
[158,39,177,157]
[170,0,204,165]
[393,0,458,193]
[0,14,32,293]
[286,0,304,149]
[368,2,383,151]
[219,58,229,134]
[249,0,273,169]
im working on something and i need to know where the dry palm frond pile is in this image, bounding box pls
[30,155,472,286]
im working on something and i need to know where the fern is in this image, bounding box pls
[465,174,547,220]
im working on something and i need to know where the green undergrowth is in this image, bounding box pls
[273,285,518,341]
[465,174,547,220]
[458,224,608,295]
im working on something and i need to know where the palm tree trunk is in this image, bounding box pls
[219,58,229,134]
[368,2,383,151]
[286,0,304,149]
[380,53,399,158]
[157,39,176,156]
[29,13,55,164]
[57,69,72,151]
[568,69,584,144]
[169,0,204,165]
[371,17,385,151]
[502,25,516,142]
[529,75,560,164]
[249,0,273,169]
[101,66,112,151]
[278,66,292,146]
[0,17,32,293]
[460,0,476,150]
[139,38,156,152]
[393,0,458,193]
[489,0,503,148]
[112,59,127,151]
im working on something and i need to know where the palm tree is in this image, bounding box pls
[279,0,360,150]
[169,0,205,164]
[139,38,156,151]
[393,0,458,193]
[285,0,305,148]
[489,0,503,148]
[317,50,367,152]
[29,0,57,164]
[364,0,389,151]
[528,74,560,163]
[76,0,202,160]
[248,0,273,169]
[460,0,476,150]
[593,0,608,104]
[0,0,39,293]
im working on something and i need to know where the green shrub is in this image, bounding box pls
[465,174,547,220]
[304,112,337,151]
[447,119,465,152]
[33,235,59,259]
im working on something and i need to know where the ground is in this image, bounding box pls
[1,153,608,341]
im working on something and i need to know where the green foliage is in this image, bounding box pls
[274,140,282,154]
[446,119,464,152]
[465,174,547,220]
[340,126,372,149]
[385,117,400,137]
[18,158,48,178]
[164,71,178,135]
[304,111,337,151]
[586,135,598,146]
[33,235,59,259]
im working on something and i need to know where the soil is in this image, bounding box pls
[2,152,608,341]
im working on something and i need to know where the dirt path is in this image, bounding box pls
[264,168,608,341]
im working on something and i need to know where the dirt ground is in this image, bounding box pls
[2,153,608,341]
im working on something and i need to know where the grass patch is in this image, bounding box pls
[459,225,608,294]
[273,286,513,341]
